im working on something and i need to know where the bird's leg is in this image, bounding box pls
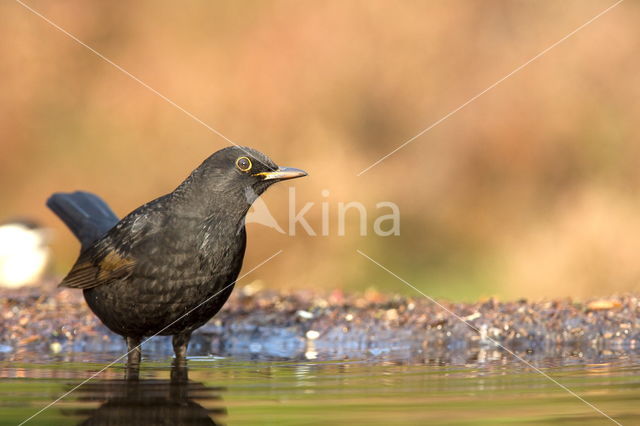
[126,363,140,381]
[172,332,192,365]
[127,336,143,364]
[125,336,142,380]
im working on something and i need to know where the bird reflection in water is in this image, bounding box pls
[67,361,226,425]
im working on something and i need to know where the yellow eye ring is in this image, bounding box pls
[235,156,252,172]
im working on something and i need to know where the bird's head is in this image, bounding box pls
[179,146,307,210]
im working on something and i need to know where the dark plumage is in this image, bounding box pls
[47,146,306,366]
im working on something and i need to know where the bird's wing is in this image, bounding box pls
[59,244,136,289]
[59,209,164,290]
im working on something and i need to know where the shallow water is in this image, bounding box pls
[1,345,639,426]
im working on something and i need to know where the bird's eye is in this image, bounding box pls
[235,156,252,172]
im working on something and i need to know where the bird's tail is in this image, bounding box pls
[46,191,119,249]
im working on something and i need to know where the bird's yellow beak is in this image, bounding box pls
[253,167,307,181]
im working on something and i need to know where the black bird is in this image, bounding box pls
[47,146,306,365]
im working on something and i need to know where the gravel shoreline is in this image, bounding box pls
[1,282,638,361]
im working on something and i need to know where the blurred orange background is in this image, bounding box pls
[1,0,639,301]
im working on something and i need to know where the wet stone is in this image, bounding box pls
[1,284,639,360]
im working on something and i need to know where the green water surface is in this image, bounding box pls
[1,350,638,425]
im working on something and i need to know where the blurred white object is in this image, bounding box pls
[0,220,50,288]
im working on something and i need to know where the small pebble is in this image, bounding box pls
[306,330,320,340]
[587,300,621,311]
[385,309,399,321]
[50,342,62,353]
[464,312,481,321]
[297,310,313,319]
[241,281,263,296]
